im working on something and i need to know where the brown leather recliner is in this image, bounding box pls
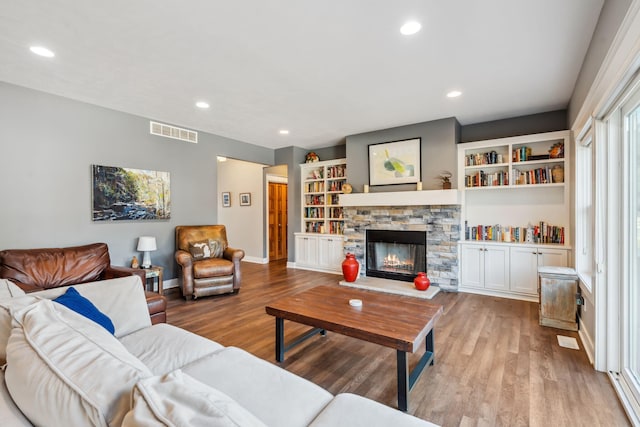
[0,242,167,324]
[175,225,244,300]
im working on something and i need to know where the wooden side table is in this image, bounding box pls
[141,265,163,295]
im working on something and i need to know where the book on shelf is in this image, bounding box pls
[465,170,509,188]
[512,165,561,185]
[464,221,564,244]
[465,150,504,166]
[326,165,345,179]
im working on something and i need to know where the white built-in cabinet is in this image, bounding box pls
[294,233,343,273]
[457,131,572,301]
[460,243,510,291]
[509,246,568,294]
[295,159,346,274]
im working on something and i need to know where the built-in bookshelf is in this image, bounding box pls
[462,134,565,189]
[457,130,572,301]
[300,158,347,234]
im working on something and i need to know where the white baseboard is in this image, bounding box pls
[578,319,595,365]
[163,278,178,289]
[287,262,341,275]
[458,286,538,303]
[243,256,268,264]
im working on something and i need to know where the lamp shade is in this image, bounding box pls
[137,236,157,252]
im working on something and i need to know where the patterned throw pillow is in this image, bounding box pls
[188,240,212,260]
[208,239,227,258]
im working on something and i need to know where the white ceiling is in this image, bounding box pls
[0,1,604,150]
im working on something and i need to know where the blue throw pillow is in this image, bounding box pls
[53,287,115,335]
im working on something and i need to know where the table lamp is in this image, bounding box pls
[137,236,157,269]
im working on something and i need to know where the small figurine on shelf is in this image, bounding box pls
[305,151,320,163]
[131,256,139,269]
[549,142,564,158]
[438,171,453,189]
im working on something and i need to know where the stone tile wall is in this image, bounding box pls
[343,205,461,291]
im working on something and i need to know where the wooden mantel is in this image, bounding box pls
[338,189,463,207]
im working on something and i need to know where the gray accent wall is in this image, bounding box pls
[345,117,460,192]
[568,0,632,126]
[0,82,273,279]
[459,110,567,143]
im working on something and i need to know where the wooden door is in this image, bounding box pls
[268,182,288,260]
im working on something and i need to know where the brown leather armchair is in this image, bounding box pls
[175,225,245,300]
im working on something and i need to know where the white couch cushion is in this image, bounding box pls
[32,275,151,338]
[182,346,333,427]
[119,323,224,375]
[122,369,266,427]
[309,393,440,427]
[0,369,32,427]
[5,299,152,427]
[0,280,25,299]
[0,296,40,365]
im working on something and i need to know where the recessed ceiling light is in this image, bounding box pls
[195,101,210,109]
[400,21,421,36]
[447,90,462,98]
[279,130,289,135]
[29,46,55,58]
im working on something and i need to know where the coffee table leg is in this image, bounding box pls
[275,317,285,362]
[427,328,434,365]
[397,350,409,412]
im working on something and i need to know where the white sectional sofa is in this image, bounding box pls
[0,276,438,427]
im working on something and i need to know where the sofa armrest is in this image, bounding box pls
[145,291,167,325]
[106,266,166,324]
[223,247,245,291]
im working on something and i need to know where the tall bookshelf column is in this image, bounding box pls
[295,158,347,273]
[457,130,572,301]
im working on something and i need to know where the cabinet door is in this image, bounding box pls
[509,247,540,294]
[483,245,510,291]
[538,248,568,268]
[295,235,317,266]
[318,236,343,271]
[461,245,484,288]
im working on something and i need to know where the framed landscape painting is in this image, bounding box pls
[368,138,421,186]
[92,165,171,221]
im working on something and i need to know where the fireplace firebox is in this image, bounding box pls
[365,229,426,282]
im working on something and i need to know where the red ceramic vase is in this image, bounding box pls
[414,272,430,291]
[342,253,359,282]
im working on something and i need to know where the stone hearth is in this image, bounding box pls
[342,205,461,291]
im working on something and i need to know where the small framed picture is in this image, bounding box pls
[221,192,231,207]
[239,193,251,206]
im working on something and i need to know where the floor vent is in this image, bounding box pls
[150,121,198,143]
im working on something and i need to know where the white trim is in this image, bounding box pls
[266,174,288,184]
[579,325,595,365]
[243,256,268,264]
[264,173,289,263]
[458,286,538,303]
[289,263,342,275]
[610,371,640,426]
[572,1,640,130]
[163,278,179,290]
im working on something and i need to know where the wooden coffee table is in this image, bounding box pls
[265,285,443,411]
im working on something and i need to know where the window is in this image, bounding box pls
[575,122,595,292]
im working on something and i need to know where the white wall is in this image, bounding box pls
[217,158,266,262]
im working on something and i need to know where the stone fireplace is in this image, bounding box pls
[340,192,461,291]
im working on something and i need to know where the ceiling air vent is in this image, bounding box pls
[149,121,198,143]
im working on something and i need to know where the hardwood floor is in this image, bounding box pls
[165,260,630,427]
